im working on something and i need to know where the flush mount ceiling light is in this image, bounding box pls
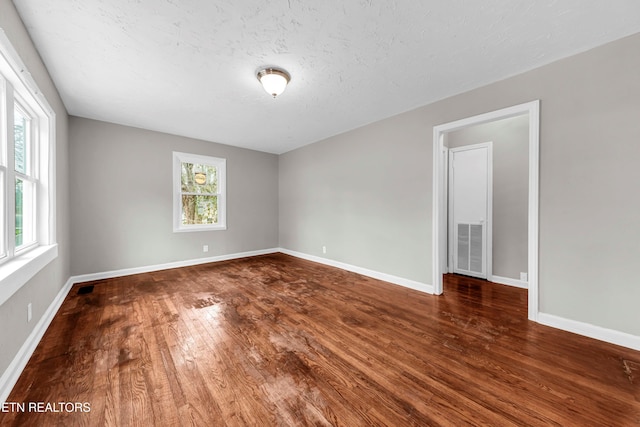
[257,67,290,98]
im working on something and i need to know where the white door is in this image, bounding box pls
[448,143,492,279]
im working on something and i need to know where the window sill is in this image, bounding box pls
[0,244,58,306]
[173,225,227,233]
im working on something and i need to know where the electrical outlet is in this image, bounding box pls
[520,272,528,282]
[27,303,32,322]
[322,246,327,254]
[203,245,209,253]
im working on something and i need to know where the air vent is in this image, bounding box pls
[77,285,94,295]
[456,223,484,274]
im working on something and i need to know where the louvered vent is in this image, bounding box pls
[469,224,483,273]
[457,223,470,271]
[456,223,484,274]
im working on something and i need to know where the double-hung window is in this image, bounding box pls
[0,33,56,305]
[173,152,226,232]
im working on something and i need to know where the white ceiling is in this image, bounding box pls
[13,1,640,154]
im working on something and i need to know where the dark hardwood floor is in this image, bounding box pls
[1,253,638,426]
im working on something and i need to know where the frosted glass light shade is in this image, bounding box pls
[257,68,290,98]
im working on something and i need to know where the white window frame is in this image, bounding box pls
[173,151,226,232]
[0,31,57,307]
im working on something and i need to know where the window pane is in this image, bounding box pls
[0,171,4,258]
[14,109,27,174]
[15,177,35,248]
[181,195,218,225]
[15,178,23,246]
[181,162,217,194]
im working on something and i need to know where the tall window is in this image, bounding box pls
[0,31,56,304]
[173,152,226,232]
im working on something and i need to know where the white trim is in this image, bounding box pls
[0,275,73,404]
[527,102,540,321]
[538,313,640,352]
[441,147,449,274]
[491,275,528,289]
[0,29,54,116]
[433,129,446,293]
[279,248,434,294]
[433,100,540,321]
[0,244,57,306]
[70,248,279,284]
[46,111,56,245]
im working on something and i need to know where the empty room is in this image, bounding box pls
[1,1,639,425]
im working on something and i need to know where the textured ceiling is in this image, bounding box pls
[12,1,640,154]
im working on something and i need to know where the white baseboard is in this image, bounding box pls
[491,275,528,289]
[0,277,74,404]
[69,248,280,284]
[538,312,640,351]
[278,248,434,294]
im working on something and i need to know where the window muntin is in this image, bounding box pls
[173,152,226,232]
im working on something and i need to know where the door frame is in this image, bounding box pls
[448,142,493,281]
[432,100,540,321]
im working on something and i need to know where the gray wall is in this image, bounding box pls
[69,117,279,275]
[280,32,640,336]
[447,115,529,280]
[0,3,71,377]
[279,108,431,282]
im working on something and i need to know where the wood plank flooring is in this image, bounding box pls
[1,253,639,426]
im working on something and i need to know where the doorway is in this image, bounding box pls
[432,100,540,321]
